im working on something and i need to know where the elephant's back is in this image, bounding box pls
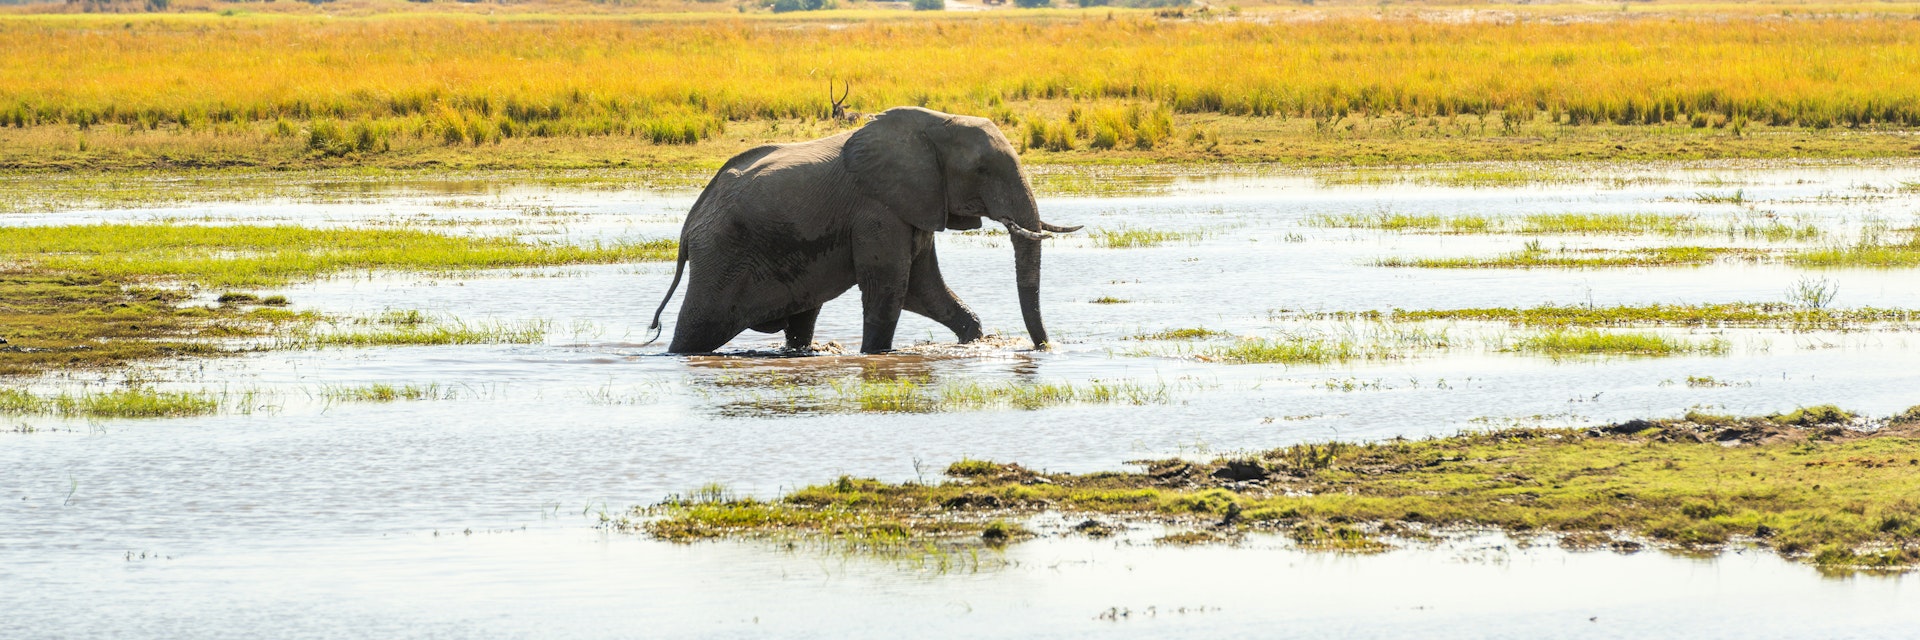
[681,136,861,285]
[691,137,857,229]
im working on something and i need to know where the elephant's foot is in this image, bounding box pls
[781,307,823,351]
[667,323,743,354]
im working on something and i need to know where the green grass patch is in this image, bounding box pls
[1312,166,1637,189]
[1206,336,1360,364]
[1194,327,1451,364]
[1506,329,1729,357]
[1792,242,1920,268]
[0,224,593,373]
[1309,211,1471,233]
[1378,246,1751,269]
[0,387,220,419]
[320,383,452,402]
[0,223,676,287]
[1520,213,1711,236]
[282,320,547,348]
[0,271,317,376]
[1089,228,1204,249]
[623,407,1920,572]
[1129,327,1231,341]
[1688,189,1751,204]
[1351,303,1920,330]
[1311,212,1820,241]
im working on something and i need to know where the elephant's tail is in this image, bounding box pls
[642,245,688,347]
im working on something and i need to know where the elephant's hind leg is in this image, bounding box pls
[782,306,823,351]
[668,321,744,353]
[667,296,746,353]
[903,246,984,343]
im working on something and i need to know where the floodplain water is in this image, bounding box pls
[5,161,1920,637]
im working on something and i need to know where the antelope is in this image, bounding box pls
[829,79,862,123]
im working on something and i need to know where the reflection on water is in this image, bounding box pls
[8,524,1918,638]
[7,160,1920,637]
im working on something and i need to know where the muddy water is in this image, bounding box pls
[6,161,1920,637]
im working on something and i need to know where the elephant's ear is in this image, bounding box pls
[845,107,950,233]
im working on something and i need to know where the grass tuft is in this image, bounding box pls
[1089,228,1203,249]
[1194,326,1450,364]
[282,318,548,348]
[1129,327,1230,341]
[1507,329,1729,357]
[321,383,451,402]
[1791,232,1920,268]
[0,387,220,419]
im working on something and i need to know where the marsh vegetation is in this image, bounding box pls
[1311,211,1822,241]
[320,383,457,403]
[1376,245,1757,269]
[1138,321,1744,363]
[0,223,665,375]
[1088,227,1205,249]
[1328,303,1920,331]
[1192,327,1452,364]
[1502,329,1729,357]
[0,386,224,419]
[628,407,1920,572]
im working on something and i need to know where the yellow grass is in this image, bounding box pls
[4,10,1918,153]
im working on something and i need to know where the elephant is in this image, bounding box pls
[645,106,1081,354]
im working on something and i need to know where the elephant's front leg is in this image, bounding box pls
[904,243,983,343]
[856,276,908,354]
[853,231,915,354]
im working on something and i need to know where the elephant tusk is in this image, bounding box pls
[1039,222,1083,233]
[995,217,1052,240]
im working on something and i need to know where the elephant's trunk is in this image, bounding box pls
[993,178,1052,350]
[1013,233,1047,349]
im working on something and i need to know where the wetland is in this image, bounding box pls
[8,159,1920,636]
[11,1,1920,634]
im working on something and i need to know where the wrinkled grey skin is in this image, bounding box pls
[647,107,1080,354]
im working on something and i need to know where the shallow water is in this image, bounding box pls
[6,161,1920,637]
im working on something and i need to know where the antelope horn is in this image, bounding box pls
[996,217,1052,240]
